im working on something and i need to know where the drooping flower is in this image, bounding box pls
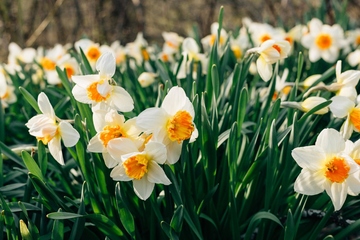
[71,52,134,112]
[136,86,198,164]
[304,60,360,101]
[301,18,346,63]
[87,109,143,168]
[108,138,171,200]
[247,39,291,81]
[281,96,329,115]
[137,72,157,88]
[292,128,360,211]
[25,92,80,165]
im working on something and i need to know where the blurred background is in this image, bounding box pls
[0,0,359,62]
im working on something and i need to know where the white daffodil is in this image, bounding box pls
[108,139,171,200]
[71,52,134,112]
[247,39,291,81]
[348,49,360,67]
[301,18,345,63]
[25,92,80,165]
[281,96,329,115]
[176,37,208,79]
[304,61,360,101]
[201,22,228,55]
[292,128,360,211]
[229,27,250,60]
[74,39,105,68]
[87,109,143,168]
[0,71,17,108]
[329,96,360,139]
[136,86,198,164]
[137,72,157,88]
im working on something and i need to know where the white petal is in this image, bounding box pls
[144,141,167,164]
[166,141,182,164]
[38,92,55,119]
[147,161,171,185]
[92,109,108,132]
[291,146,325,171]
[324,181,348,211]
[107,138,139,160]
[256,57,273,81]
[110,87,134,112]
[110,164,131,181]
[72,85,92,104]
[48,135,64,165]
[58,121,80,147]
[315,128,345,154]
[133,178,154,200]
[294,169,325,195]
[71,74,99,88]
[161,86,192,116]
[308,47,321,62]
[97,81,112,97]
[329,96,355,118]
[96,52,116,78]
[136,107,168,132]
[87,134,105,152]
[103,151,119,169]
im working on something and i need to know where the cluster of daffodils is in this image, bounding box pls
[5,15,360,208]
[26,52,197,200]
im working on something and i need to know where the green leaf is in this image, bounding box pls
[22,150,44,182]
[69,182,86,240]
[51,209,65,240]
[170,205,184,233]
[19,86,41,114]
[86,214,125,239]
[244,212,283,240]
[161,221,179,240]
[47,212,83,220]
[115,183,135,238]
[0,141,25,167]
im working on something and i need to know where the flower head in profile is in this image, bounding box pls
[87,109,143,168]
[136,86,198,164]
[25,92,80,165]
[108,138,171,200]
[71,52,134,112]
[301,18,345,63]
[0,71,17,108]
[247,39,291,81]
[292,128,360,211]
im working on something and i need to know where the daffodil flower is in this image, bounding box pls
[0,71,16,108]
[292,128,360,211]
[108,138,171,200]
[329,96,360,139]
[281,96,329,115]
[87,109,143,168]
[301,18,345,63]
[304,60,360,101]
[247,39,291,81]
[136,86,198,164]
[71,52,134,112]
[25,92,80,165]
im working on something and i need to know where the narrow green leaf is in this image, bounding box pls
[284,209,295,240]
[22,150,44,182]
[115,182,135,238]
[170,205,184,233]
[244,212,283,240]
[19,86,41,113]
[86,214,125,239]
[0,141,25,167]
[0,99,4,142]
[47,212,83,220]
[69,182,86,240]
[161,221,179,240]
[51,209,65,240]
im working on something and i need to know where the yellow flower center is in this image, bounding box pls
[272,44,281,54]
[37,128,58,145]
[285,36,293,45]
[260,34,271,43]
[123,154,149,180]
[41,57,56,71]
[355,36,360,46]
[166,110,194,143]
[166,41,177,49]
[99,125,127,147]
[1,90,9,100]
[141,48,150,61]
[64,64,75,78]
[231,46,242,59]
[87,80,110,102]
[324,157,350,183]
[350,108,360,131]
[315,34,332,50]
[354,159,360,165]
[86,46,101,61]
